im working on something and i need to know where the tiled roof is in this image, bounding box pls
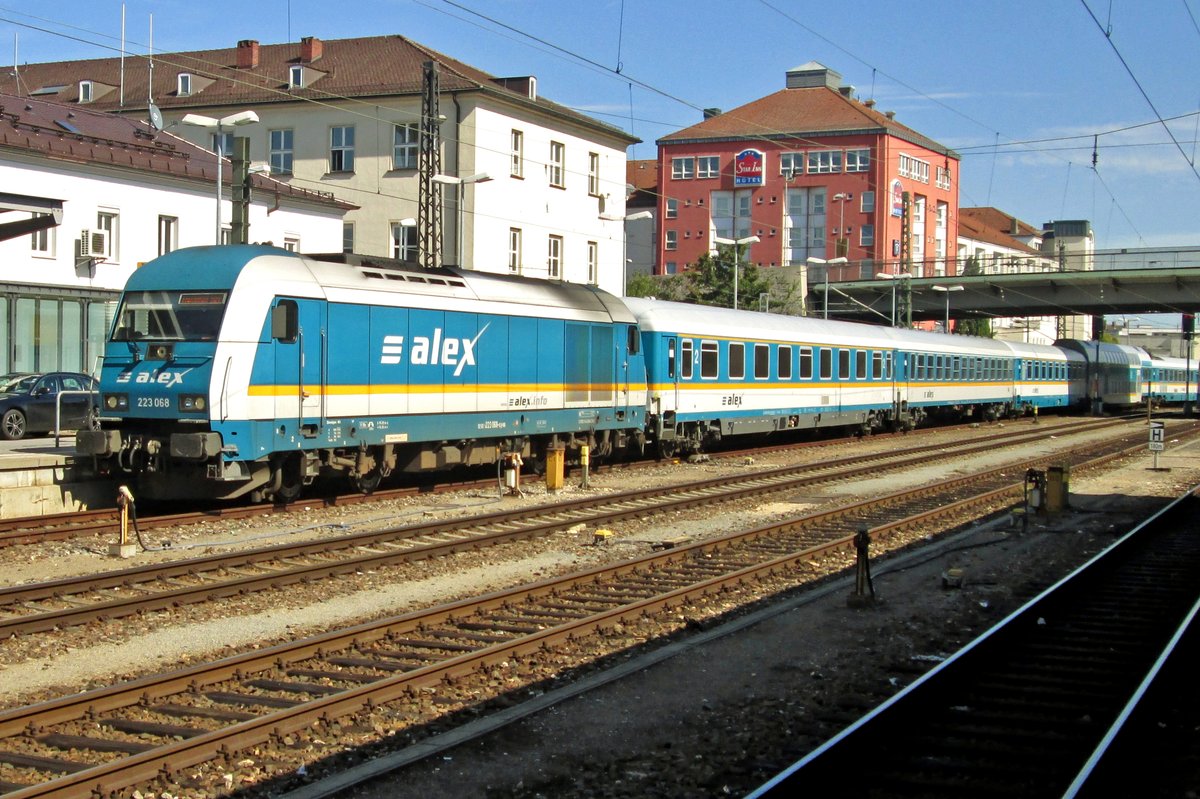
[0,92,353,209]
[658,86,956,157]
[0,35,636,144]
[626,159,658,208]
[959,207,1042,253]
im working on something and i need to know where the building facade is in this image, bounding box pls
[1,35,638,295]
[0,92,350,375]
[655,63,960,284]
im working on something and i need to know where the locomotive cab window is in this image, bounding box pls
[112,290,229,342]
[627,325,640,355]
[272,299,298,343]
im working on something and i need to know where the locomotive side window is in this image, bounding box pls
[681,340,694,379]
[799,347,813,380]
[700,341,719,379]
[272,299,298,343]
[777,345,792,380]
[754,344,770,380]
[627,325,640,355]
[729,343,745,380]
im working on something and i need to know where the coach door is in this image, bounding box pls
[893,349,909,418]
[271,298,326,434]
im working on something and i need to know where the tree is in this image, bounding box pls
[686,244,772,310]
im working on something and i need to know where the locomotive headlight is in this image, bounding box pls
[105,393,129,411]
[179,394,207,412]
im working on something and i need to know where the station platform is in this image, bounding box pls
[0,435,118,518]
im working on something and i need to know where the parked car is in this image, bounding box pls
[0,372,100,440]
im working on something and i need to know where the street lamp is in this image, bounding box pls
[713,234,760,310]
[432,172,492,268]
[181,110,260,244]
[875,272,913,327]
[931,284,964,332]
[807,256,848,319]
[831,192,850,258]
[600,210,653,295]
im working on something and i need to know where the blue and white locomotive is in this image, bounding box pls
[77,245,648,501]
[78,245,1195,501]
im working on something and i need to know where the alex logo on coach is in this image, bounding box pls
[380,324,489,378]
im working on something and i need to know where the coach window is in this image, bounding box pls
[838,350,850,380]
[729,342,745,380]
[272,300,298,342]
[754,343,770,380]
[700,341,719,379]
[819,348,832,380]
[800,347,813,380]
[778,345,792,380]
[627,326,640,355]
[885,352,893,379]
[856,350,867,380]
[667,338,676,378]
[872,351,883,379]
[681,339,693,379]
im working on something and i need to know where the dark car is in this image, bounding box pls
[0,372,100,440]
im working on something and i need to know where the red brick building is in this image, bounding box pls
[656,63,960,282]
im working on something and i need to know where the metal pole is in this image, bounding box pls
[215,122,222,244]
[823,269,829,319]
[734,248,739,310]
[944,293,950,333]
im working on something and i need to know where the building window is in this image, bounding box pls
[96,210,118,260]
[587,241,598,284]
[846,149,869,172]
[780,152,804,176]
[393,124,418,170]
[665,262,677,274]
[343,223,354,254]
[391,221,417,261]
[289,65,304,89]
[270,129,294,175]
[588,152,601,196]
[549,141,565,188]
[860,224,875,247]
[665,230,678,250]
[671,157,695,180]
[30,214,53,256]
[157,216,178,256]
[666,198,678,219]
[899,154,930,183]
[177,73,192,96]
[936,165,952,190]
[710,190,752,241]
[547,235,563,278]
[283,237,299,252]
[330,125,355,172]
[861,191,875,213]
[212,131,234,157]
[807,150,843,174]
[510,130,524,178]
[79,81,93,103]
[508,228,522,273]
[697,156,720,179]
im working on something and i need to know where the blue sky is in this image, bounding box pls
[3,0,1199,251]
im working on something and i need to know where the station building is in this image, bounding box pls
[1,35,639,295]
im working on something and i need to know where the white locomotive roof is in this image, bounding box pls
[624,298,1041,356]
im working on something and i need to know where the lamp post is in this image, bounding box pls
[600,210,653,295]
[181,110,260,244]
[432,172,492,268]
[832,192,850,258]
[931,284,964,332]
[713,234,760,310]
[875,272,912,327]
[806,256,848,319]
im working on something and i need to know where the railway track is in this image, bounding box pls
[0,418,1142,641]
[747,487,1200,799]
[0,421,1192,796]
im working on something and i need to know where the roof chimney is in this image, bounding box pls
[884,110,895,119]
[300,36,323,63]
[237,40,260,69]
[863,98,876,109]
[1011,217,1020,235]
[703,107,722,119]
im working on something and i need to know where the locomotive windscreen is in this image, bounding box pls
[111,290,229,342]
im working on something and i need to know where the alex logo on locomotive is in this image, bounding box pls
[379,323,490,378]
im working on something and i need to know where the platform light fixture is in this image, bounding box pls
[932,284,964,332]
[181,110,260,244]
[713,234,760,310]
[600,210,653,295]
[433,172,492,268]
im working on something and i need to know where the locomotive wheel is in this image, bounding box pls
[271,453,304,501]
[657,440,678,460]
[353,468,383,494]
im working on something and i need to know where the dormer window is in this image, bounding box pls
[79,80,93,103]
[177,73,193,96]
[290,65,304,89]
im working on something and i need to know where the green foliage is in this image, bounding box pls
[627,245,806,316]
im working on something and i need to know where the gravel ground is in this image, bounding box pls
[1,417,1197,798]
